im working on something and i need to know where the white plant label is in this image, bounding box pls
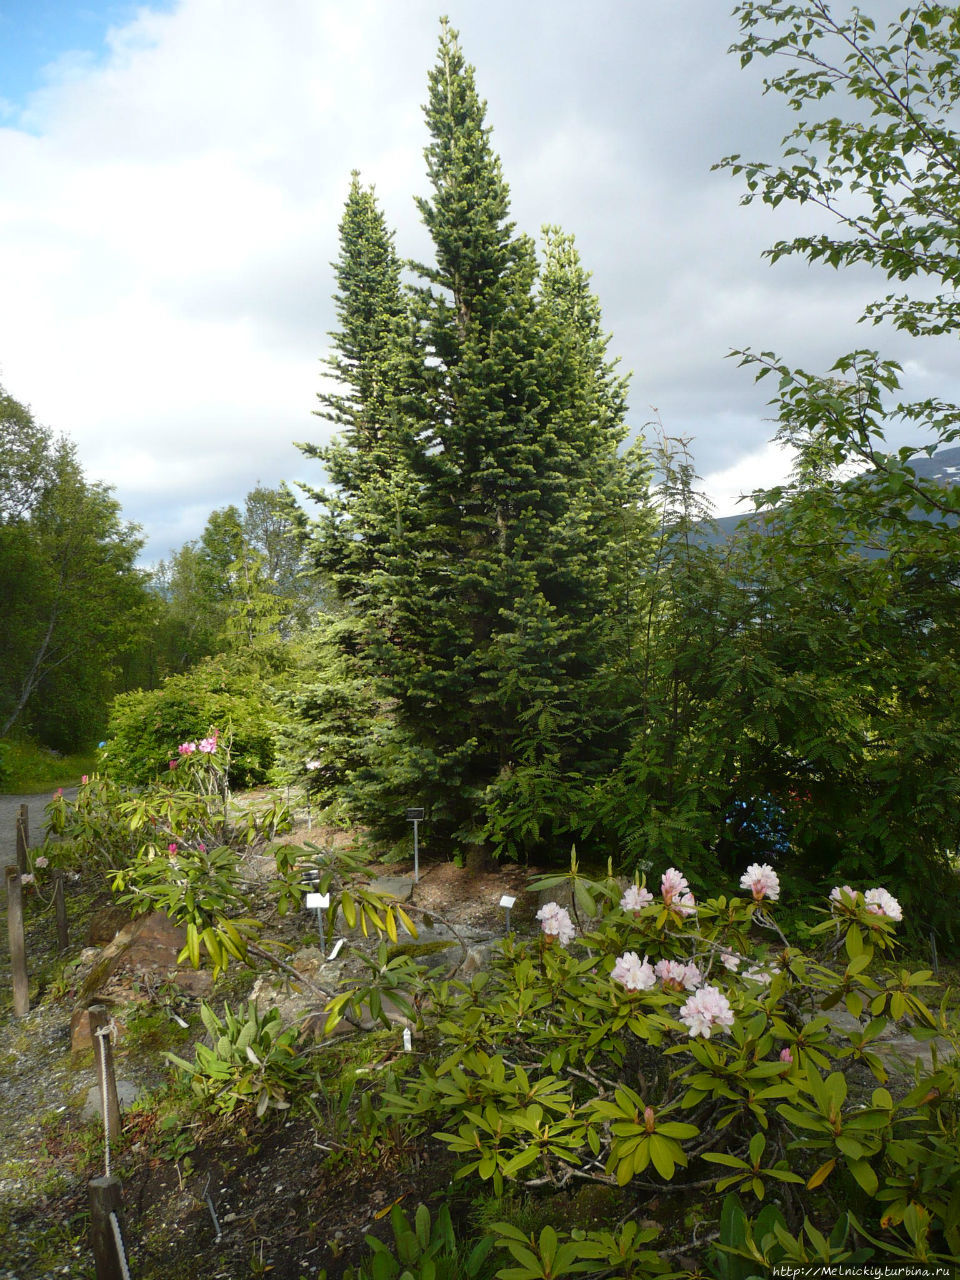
[402,1027,412,1052]
[499,894,517,909]
[327,938,345,960]
[305,892,330,909]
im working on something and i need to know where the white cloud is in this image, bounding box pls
[700,438,796,517]
[0,0,948,562]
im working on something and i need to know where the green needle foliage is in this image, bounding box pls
[300,21,651,859]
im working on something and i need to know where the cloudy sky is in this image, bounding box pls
[0,0,953,562]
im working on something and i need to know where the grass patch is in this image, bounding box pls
[0,738,98,793]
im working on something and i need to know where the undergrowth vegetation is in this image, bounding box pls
[11,745,959,1277]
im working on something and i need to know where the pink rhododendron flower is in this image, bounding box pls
[21,873,35,886]
[35,856,48,869]
[743,964,778,986]
[620,883,654,912]
[55,788,62,797]
[721,951,741,972]
[660,867,689,904]
[864,887,902,922]
[655,959,702,991]
[198,736,217,754]
[178,742,196,755]
[674,891,697,918]
[740,862,780,902]
[168,843,178,854]
[829,885,857,906]
[197,842,206,853]
[168,760,177,769]
[611,951,656,991]
[679,985,734,1039]
[536,902,576,947]
[779,1047,793,1063]
[81,775,88,785]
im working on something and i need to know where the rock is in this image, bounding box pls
[85,906,134,946]
[332,876,415,936]
[70,1006,95,1052]
[73,911,211,1037]
[369,876,414,903]
[459,941,501,978]
[81,1078,142,1122]
[537,883,576,914]
[123,911,187,970]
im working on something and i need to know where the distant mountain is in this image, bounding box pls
[698,445,960,550]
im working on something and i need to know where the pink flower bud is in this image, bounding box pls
[643,1106,656,1133]
[168,843,177,854]
[81,775,88,785]
[780,1047,793,1063]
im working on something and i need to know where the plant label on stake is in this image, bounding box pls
[499,894,516,934]
[406,808,424,883]
[305,892,330,949]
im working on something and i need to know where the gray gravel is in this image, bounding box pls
[0,792,77,871]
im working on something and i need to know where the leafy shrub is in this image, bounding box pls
[709,1194,872,1279]
[102,655,278,787]
[348,855,960,1272]
[166,1000,319,1120]
[346,1202,495,1280]
[43,750,289,895]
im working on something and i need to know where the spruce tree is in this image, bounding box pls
[302,22,650,858]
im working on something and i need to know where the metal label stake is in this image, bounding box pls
[406,807,424,883]
[499,894,517,934]
[305,892,330,950]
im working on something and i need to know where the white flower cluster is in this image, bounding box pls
[739,862,780,902]
[610,951,656,990]
[679,985,735,1039]
[864,888,902,921]
[742,964,779,987]
[829,884,902,921]
[654,959,702,991]
[661,867,696,917]
[620,883,654,912]
[536,902,576,946]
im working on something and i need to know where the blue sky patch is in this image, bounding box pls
[0,1,171,117]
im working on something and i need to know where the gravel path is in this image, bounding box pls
[0,791,77,870]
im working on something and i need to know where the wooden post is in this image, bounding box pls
[88,1175,127,1280]
[5,866,29,1017]
[88,1004,122,1141]
[15,807,28,875]
[54,869,69,952]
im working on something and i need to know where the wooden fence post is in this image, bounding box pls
[88,1004,122,1141]
[88,1175,127,1280]
[54,869,69,952]
[15,805,29,875]
[5,866,29,1016]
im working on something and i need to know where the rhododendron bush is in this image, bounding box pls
[362,852,960,1273]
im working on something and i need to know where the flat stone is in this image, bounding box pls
[369,876,414,902]
[70,1005,95,1053]
[81,1078,142,1121]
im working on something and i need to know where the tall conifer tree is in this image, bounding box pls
[302,23,649,856]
